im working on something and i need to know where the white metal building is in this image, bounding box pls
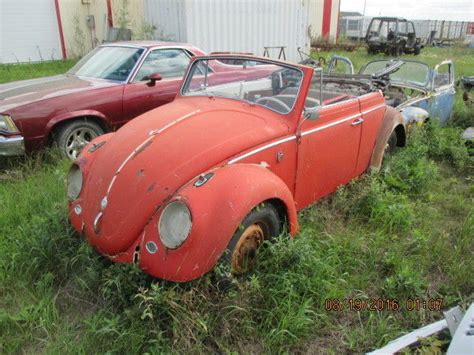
[145,0,341,62]
[1,0,341,64]
[0,0,63,63]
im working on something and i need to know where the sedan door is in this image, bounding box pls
[428,60,455,124]
[121,48,194,126]
[294,73,363,209]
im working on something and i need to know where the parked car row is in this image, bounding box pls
[1,41,457,282]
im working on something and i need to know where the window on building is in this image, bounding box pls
[348,19,360,31]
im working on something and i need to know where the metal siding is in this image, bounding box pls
[0,0,62,63]
[145,0,331,62]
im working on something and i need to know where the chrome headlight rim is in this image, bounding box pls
[158,200,192,249]
[67,163,83,201]
[0,114,19,134]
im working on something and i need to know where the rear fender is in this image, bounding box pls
[369,106,406,171]
[138,163,298,282]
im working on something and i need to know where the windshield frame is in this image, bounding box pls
[67,44,147,83]
[179,55,305,116]
[359,59,431,89]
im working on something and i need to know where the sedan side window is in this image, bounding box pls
[134,49,191,81]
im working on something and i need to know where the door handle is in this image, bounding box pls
[351,117,364,126]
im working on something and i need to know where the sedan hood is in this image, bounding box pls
[79,97,290,255]
[0,74,117,112]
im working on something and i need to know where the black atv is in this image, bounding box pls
[366,17,422,56]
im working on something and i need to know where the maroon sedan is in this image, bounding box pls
[0,42,206,159]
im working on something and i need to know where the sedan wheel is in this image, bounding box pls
[55,120,104,160]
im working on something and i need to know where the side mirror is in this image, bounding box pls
[303,106,319,120]
[148,73,162,86]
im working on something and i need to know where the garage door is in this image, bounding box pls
[0,0,62,63]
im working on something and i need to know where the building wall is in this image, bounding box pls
[0,0,62,63]
[58,0,109,58]
[59,0,146,58]
[145,0,341,62]
[111,0,146,40]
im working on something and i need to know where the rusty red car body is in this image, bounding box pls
[68,55,406,282]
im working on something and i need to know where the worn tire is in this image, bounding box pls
[224,203,282,275]
[391,45,402,57]
[55,120,104,160]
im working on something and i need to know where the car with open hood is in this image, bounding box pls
[0,41,209,159]
[67,54,407,282]
[326,56,455,126]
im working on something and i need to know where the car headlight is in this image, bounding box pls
[67,163,83,200]
[158,201,192,249]
[0,114,19,133]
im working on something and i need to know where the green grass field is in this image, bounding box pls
[0,47,473,353]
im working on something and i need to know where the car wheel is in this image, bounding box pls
[385,130,398,156]
[226,203,282,275]
[392,45,402,57]
[55,120,104,160]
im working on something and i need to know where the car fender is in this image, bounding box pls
[401,106,429,126]
[68,133,115,233]
[45,109,111,137]
[137,163,298,282]
[369,106,406,171]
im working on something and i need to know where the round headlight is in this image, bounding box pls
[158,201,192,249]
[67,163,83,201]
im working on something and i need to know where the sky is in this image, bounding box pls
[340,0,474,21]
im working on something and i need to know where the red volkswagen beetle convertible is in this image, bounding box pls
[68,55,407,282]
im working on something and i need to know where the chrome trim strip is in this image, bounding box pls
[300,113,361,137]
[228,135,296,164]
[228,110,371,164]
[322,98,359,110]
[361,104,385,115]
[106,109,201,195]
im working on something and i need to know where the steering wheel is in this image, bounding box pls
[255,96,291,112]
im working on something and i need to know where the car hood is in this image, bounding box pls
[79,96,291,255]
[0,74,118,112]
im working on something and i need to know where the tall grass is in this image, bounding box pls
[0,47,473,353]
[0,123,472,353]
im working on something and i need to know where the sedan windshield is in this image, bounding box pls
[68,46,144,82]
[182,58,303,114]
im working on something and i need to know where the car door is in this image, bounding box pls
[428,60,455,124]
[294,71,363,209]
[120,48,194,126]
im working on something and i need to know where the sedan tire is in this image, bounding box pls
[55,120,104,160]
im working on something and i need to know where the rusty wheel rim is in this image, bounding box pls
[231,224,265,274]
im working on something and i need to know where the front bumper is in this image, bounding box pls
[0,135,25,156]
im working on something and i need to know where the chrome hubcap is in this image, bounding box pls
[66,128,97,160]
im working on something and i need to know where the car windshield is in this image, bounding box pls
[182,57,304,114]
[360,60,430,87]
[68,46,144,82]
